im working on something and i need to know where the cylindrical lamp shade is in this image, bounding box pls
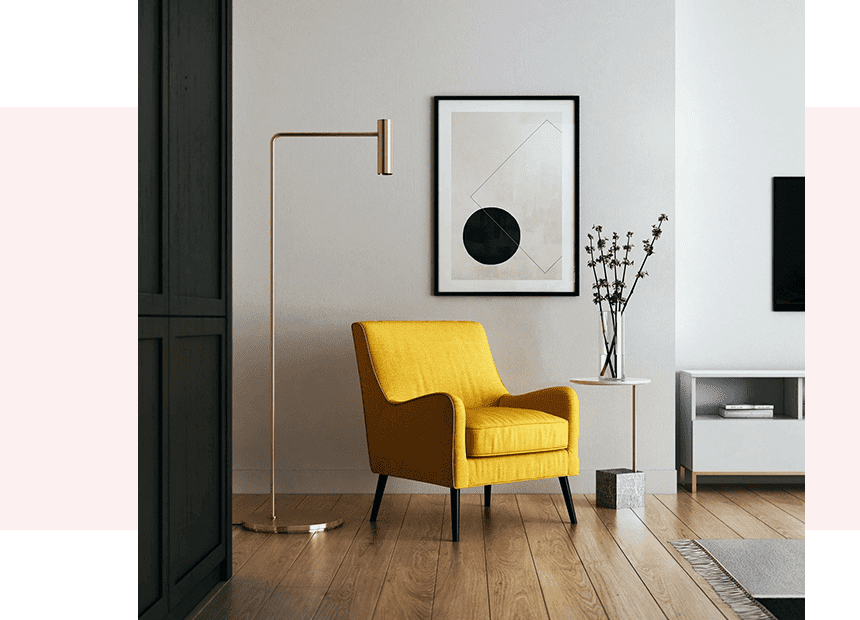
[377,119,392,175]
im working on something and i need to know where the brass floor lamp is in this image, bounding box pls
[242,120,392,534]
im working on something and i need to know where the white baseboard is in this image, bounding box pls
[233,468,679,495]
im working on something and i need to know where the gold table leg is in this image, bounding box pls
[632,385,636,472]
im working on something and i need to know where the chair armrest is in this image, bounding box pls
[498,386,579,421]
[365,392,468,489]
[499,386,580,476]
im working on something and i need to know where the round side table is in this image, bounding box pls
[570,378,651,510]
[569,377,650,472]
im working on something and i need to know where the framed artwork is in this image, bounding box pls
[434,95,579,295]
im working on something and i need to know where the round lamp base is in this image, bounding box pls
[242,509,344,534]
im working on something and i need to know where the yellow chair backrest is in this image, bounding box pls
[356,321,509,408]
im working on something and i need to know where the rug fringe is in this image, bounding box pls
[670,540,778,620]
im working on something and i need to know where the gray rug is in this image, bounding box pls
[671,539,804,620]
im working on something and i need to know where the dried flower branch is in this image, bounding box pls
[585,214,669,378]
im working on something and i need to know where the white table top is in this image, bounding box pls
[678,369,804,378]
[570,377,651,386]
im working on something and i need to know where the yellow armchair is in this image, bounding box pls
[351,320,579,541]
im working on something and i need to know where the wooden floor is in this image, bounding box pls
[191,484,804,620]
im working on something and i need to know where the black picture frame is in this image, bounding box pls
[434,96,580,296]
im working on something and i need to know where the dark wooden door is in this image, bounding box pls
[138,1,231,618]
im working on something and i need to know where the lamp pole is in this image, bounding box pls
[242,120,392,534]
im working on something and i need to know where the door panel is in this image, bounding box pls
[139,318,169,620]
[167,318,227,608]
[167,0,226,316]
[139,0,168,315]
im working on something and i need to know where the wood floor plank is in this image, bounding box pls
[231,526,271,575]
[277,494,376,588]
[654,491,741,540]
[680,488,782,539]
[750,487,806,523]
[244,494,311,518]
[630,496,738,620]
[783,486,805,501]
[483,494,550,620]
[432,494,491,620]
[517,494,608,620]
[229,496,307,576]
[550,494,667,620]
[253,495,375,620]
[244,587,330,620]
[633,496,699,540]
[311,493,411,620]
[195,532,307,618]
[372,495,446,620]
[196,534,307,620]
[232,494,272,525]
[714,486,805,539]
[194,495,336,620]
[586,496,725,620]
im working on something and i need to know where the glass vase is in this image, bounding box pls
[598,310,625,381]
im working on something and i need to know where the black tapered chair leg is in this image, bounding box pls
[484,485,491,508]
[451,488,460,542]
[369,474,388,522]
[559,476,577,524]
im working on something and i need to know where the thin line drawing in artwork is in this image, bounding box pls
[469,119,562,201]
[468,118,563,275]
[477,207,560,275]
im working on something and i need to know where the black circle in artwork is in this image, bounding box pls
[463,207,521,265]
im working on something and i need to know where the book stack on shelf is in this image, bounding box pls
[718,404,774,418]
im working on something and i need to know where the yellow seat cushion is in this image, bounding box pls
[465,407,568,457]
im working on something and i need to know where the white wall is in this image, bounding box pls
[675,0,805,371]
[232,0,677,494]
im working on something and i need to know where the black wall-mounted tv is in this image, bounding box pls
[772,176,804,312]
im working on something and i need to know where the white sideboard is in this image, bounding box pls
[677,370,804,492]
